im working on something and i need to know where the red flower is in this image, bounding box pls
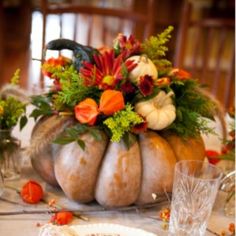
[74,98,99,125]
[169,68,191,80]
[50,211,73,225]
[131,120,147,134]
[80,50,137,90]
[120,81,136,94]
[113,33,141,58]
[138,75,154,96]
[205,150,220,165]
[20,180,44,204]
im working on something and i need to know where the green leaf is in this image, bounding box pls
[0,96,26,129]
[176,108,183,121]
[121,63,129,78]
[67,127,81,138]
[103,104,143,142]
[53,136,76,145]
[10,69,20,85]
[77,139,85,150]
[89,128,102,141]
[30,95,53,120]
[123,132,137,149]
[30,109,44,121]
[19,115,28,130]
[74,124,87,133]
[52,65,100,109]
[141,26,174,68]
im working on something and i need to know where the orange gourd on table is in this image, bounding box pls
[20,180,44,204]
[50,211,73,225]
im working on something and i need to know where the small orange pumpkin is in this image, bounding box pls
[99,90,125,115]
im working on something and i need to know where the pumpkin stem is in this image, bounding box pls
[139,54,149,63]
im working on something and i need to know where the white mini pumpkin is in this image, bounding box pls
[127,55,157,84]
[135,91,176,130]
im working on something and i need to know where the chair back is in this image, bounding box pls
[39,0,155,88]
[175,0,235,109]
[41,0,155,46]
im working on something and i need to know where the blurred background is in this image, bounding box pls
[0,0,235,109]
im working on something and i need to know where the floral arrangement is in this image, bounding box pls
[0,70,27,130]
[31,26,216,148]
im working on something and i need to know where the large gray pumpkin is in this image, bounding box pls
[29,115,205,207]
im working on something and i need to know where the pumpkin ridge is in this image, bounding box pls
[27,115,74,157]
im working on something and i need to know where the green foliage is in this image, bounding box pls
[10,69,21,85]
[167,79,216,137]
[220,149,235,162]
[103,104,143,142]
[54,123,102,150]
[42,62,64,76]
[123,132,137,149]
[0,97,26,129]
[30,95,53,121]
[142,26,174,68]
[53,65,100,109]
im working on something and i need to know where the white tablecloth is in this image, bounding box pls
[0,163,234,236]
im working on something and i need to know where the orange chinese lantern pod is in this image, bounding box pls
[20,180,44,204]
[205,150,220,165]
[50,211,73,225]
[74,98,99,125]
[99,90,125,115]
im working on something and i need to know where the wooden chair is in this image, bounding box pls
[39,0,155,88]
[0,1,3,82]
[174,0,235,109]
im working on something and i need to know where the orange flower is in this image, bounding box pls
[99,90,125,115]
[20,180,44,204]
[156,77,171,87]
[50,211,73,225]
[42,56,71,78]
[169,68,191,80]
[74,98,99,125]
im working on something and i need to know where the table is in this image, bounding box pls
[0,108,234,236]
[0,162,234,236]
